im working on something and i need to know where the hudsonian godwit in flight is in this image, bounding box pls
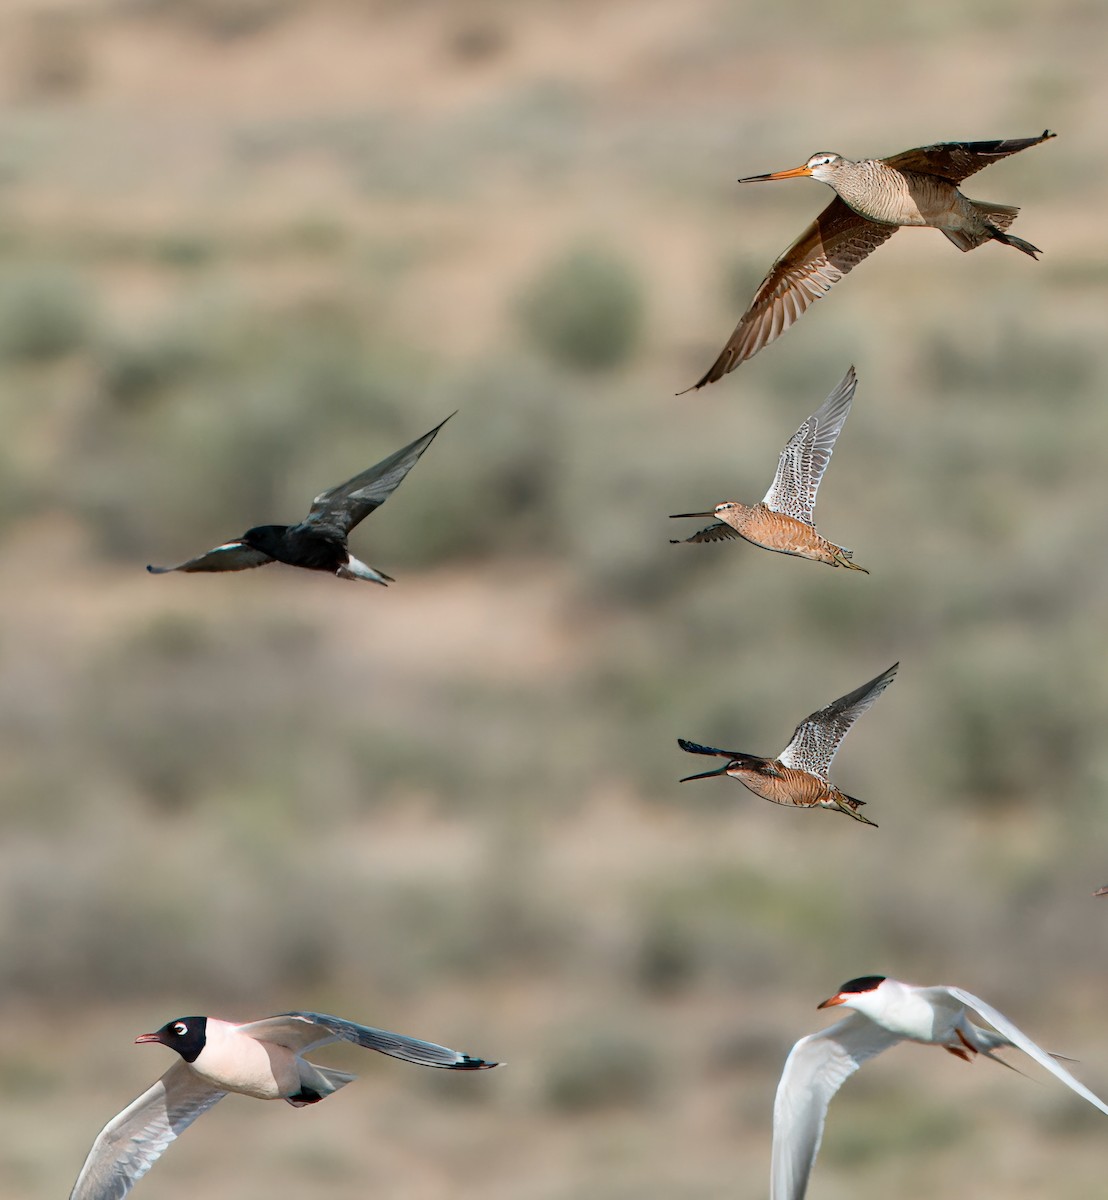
[671,365,866,571]
[684,131,1056,390]
[678,662,898,825]
[147,414,453,584]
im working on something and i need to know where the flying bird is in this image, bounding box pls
[69,1011,498,1199]
[147,414,453,583]
[684,131,1056,389]
[678,662,897,825]
[772,974,1108,1199]
[671,366,865,570]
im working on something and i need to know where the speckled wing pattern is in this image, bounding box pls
[673,521,740,545]
[777,662,898,779]
[686,199,898,388]
[239,1012,498,1070]
[146,541,273,574]
[69,1062,226,1200]
[762,367,857,524]
[883,130,1055,184]
[297,413,454,540]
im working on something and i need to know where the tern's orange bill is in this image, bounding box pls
[817,994,846,1009]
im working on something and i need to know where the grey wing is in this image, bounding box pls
[298,413,454,539]
[69,1063,225,1200]
[883,131,1056,184]
[685,200,897,388]
[778,662,898,777]
[772,1013,901,1200]
[763,366,857,523]
[671,521,740,545]
[940,988,1108,1117]
[146,542,273,574]
[242,1013,498,1070]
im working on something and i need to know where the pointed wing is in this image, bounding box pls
[883,131,1056,184]
[763,367,857,523]
[146,542,273,574]
[297,414,454,539]
[940,987,1108,1117]
[677,737,743,759]
[772,1013,901,1200]
[69,1062,225,1200]
[685,199,897,389]
[777,662,898,778]
[670,521,740,545]
[239,1013,497,1070]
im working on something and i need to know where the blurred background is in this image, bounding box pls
[1,0,1107,1196]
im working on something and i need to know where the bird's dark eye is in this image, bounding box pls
[172,1022,188,1036]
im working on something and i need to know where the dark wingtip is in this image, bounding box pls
[146,564,167,574]
[456,1056,500,1070]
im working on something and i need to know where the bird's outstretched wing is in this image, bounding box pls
[69,1062,225,1200]
[763,367,857,523]
[777,663,898,778]
[677,737,743,759]
[146,542,273,574]
[239,1013,498,1070]
[772,1012,901,1200]
[883,131,1056,184]
[297,414,454,539]
[683,200,897,389]
[669,521,740,545]
[939,987,1108,1117]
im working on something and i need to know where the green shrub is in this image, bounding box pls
[517,245,644,372]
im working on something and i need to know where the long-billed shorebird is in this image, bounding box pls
[671,366,865,571]
[69,1011,497,1199]
[678,662,897,825]
[771,975,1108,1199]
[684,131,1056,390]
[147,414,453,584]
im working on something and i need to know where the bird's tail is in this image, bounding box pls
[337,554,394,585]
[830,545,869,573]
[285,1062,357,1108]
[834,792,877,827]
[966,200,1042,258]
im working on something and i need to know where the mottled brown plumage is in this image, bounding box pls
[684,131,1056,389]
[678,663,898,825]
[671,366,866,571]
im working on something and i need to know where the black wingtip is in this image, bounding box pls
[455,1056,500,1071]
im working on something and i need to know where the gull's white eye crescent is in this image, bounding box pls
[173,1022,188,1036]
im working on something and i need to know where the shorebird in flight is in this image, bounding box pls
[671,366,866,571]
[685,130,1056,389]
[148,414,453,584]
[678,662,897,825]
[772,974,1108,1199]
[69,1010,498,1199]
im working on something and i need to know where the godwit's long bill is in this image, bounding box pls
[684,130,1056,390]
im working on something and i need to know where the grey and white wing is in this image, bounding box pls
[670,521,740,545]
[298,413,454,539]
[240,1012,498,1070]
[778,662,898,778]
[146,542,273,574]
[772,1013,901,1200]
[941,987,1108,1117]
[69,1063,225,1200]
[763,367,857,523]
